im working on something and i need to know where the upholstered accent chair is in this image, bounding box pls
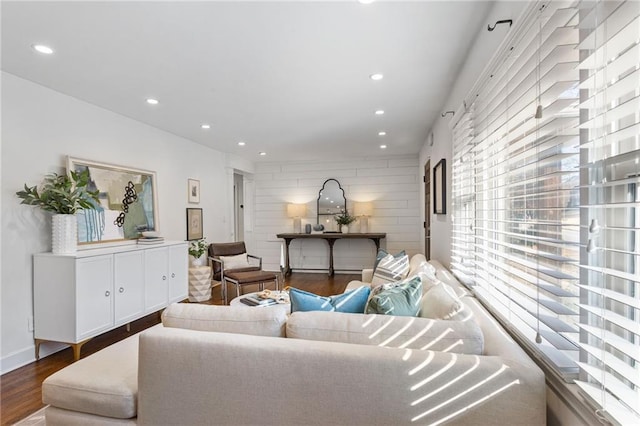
[208,242,278,304]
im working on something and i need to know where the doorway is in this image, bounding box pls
[233,173,244,242]
[424,160,431,259]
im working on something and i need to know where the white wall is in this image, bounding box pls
[418,0,528,268]
[252,157,420,273]
[0,72,233,373]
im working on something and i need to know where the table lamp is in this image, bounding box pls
[354,202,373,233]
[287,203,306,233]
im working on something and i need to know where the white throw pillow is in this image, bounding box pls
[419,282,468,321]
[371,253,410,285]
[219,253,250,269]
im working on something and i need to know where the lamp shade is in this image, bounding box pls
[287,203,306,218]
[354,202,373,217]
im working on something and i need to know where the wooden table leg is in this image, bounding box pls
[327,239,336,276]
[283,238,293,276]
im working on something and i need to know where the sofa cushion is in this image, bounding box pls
[289,286,370,313]
[219,253,250,269]
[371,253,410,285]
[419,282,469,321]
[162,303,287,337]
[286,311,484,354]
[42,329,143,419]
[366,275,422,316]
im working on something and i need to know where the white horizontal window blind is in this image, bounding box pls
[452,0,582,377]
[451,1,640,424]
[576,0,640,424]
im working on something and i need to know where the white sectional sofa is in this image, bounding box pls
[41,256,546,425]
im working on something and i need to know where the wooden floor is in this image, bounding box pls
[0,272,358,425]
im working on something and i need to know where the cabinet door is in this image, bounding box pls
[114,251,145,325]
[144,247,169,313]
[76,255,113,340]
[168,244,188,303]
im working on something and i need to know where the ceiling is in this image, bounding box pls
[1,1,492,163]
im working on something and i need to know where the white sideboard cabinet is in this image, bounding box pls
[33,241,188,360]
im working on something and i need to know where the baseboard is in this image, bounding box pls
[1,341,67,375]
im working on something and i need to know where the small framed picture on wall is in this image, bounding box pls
[188,178,200,204]
[186,208,203,240]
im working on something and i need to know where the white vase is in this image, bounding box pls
[191,256,205,267]
[341,225,350,234]
[52,214,77,254]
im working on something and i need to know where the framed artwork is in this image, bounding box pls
[433,159,446,214]
[186,208,203,240]
[188,179,200,204]
[67,157,159,244]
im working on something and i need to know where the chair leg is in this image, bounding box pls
[223,279,228,305]
[275,275,279,291]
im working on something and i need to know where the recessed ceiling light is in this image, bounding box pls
[238,141,246,146]
[32,44,54,54]
[259,152,267,156]
[358,0,374,4]
[201,124,211,129]
[146,98,159,105]
[375,110,385,115]
[380,144,387,149]
[378,131,387,136]
[370,73,384,81]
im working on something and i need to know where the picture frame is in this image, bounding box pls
[433,159,446,214]
[188,178,200,204]
[186,208,203,241]
[67,157,159,244]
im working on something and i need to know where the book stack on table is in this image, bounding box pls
[240,295,278,307]
[137,237,165,245]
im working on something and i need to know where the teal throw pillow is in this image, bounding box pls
[366,276,423,316]
[289,286,371,314]
[373,249,406,270]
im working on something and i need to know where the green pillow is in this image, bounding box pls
[366,276,422,316]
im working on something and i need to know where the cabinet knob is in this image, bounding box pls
[119,287,125,293]
[105,291,111,297]
[162,275,167,281]
[171,273,175,278]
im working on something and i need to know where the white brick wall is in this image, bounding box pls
[251,156,421,272]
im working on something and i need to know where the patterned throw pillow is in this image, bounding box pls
[289,286,371,314]
[366,276,423,316]
[371,253,410,285]
[373,249,406,270]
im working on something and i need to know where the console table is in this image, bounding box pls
[276,233,386,276]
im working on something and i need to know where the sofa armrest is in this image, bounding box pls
[362,268,374,282]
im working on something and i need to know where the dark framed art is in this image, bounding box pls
[433,159,446,214]
[186,208,203,240]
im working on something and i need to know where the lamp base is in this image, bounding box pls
[293,217,302,234]
[360,216,369,234]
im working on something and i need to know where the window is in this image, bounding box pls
[450,1,639,424]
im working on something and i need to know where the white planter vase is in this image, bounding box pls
[52,214,77,254]
[190,255,205,267]
[341,225,350,234]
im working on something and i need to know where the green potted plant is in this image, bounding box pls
[335,212,356,233]
[16,169,100,254]
[188,238,208,266]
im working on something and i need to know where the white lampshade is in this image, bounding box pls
[354,202,373,217]
[287,203,306,218]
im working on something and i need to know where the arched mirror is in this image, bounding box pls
[317,179,346,231]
